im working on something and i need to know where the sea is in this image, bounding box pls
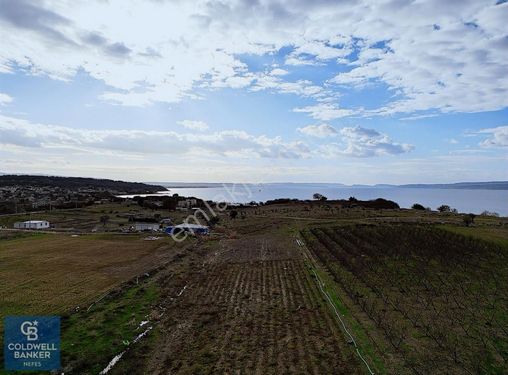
[120,183,508,216]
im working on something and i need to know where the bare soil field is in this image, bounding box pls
[117,229,363,374]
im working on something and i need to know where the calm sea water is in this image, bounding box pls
[141,183,508,216]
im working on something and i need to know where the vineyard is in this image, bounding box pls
[302,224,508,374]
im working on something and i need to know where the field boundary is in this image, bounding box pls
[295,237,376,375]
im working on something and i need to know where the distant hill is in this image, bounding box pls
[400,181,508,190]
[0,175,166,194]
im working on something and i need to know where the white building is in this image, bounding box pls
[14,220,50,230]
[134,222,160,231]
[160,218,172,227]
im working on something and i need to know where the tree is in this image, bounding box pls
[463,213,476,227]
[349,196,358,202]
[412,203,425,210]
[437,204,451,213]
[160,196,177,210]
[134,197,144,207]
[100,215,110,226]
[313,193,327,201]
[229,210,238,219]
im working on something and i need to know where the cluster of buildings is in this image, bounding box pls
[131,219,209,235]
[4,186,210,235]
[11,218,209,235]
[0,185,114,214]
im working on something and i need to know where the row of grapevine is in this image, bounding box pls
[303,224,508,374]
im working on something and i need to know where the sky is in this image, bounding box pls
[0,0,507,184]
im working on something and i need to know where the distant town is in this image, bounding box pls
[0,175,166,214]
[0,175,211,235]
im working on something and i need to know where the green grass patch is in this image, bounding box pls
[304,260,387,374]
[59,280,159,374]
[0,231,45,244]
[439,224,508,247]
[0,278,159,375]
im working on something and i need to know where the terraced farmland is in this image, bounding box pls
[302,224,508,374]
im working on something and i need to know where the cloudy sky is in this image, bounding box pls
[0,0,507,183]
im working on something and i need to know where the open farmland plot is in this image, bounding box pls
[135,234,363,375]
[302,224,508,374]
[0,231,196,374]
[0,233,181,321]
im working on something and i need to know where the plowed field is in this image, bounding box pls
[138,234,362,374]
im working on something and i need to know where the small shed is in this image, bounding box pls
[134,222,160,232]
[160,218,172,227]
[13,220,50,230]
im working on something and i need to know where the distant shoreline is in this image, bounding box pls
[152,181,508,191]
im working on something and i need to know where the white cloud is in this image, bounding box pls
[270,68,289,76]
[177,120,209,131]
[285,55,323,66]
[0,114,417,162]
[479,126,508,148]
[0,114,309,159]
[0,0,505,114]
[399,113,439,121]
[298,124,337,138]
[252,75,325,98]
[293,40,351,61]
[293,103,356,121]
[0,93,13,105]
[328,2,508,115]
[285,39,352,66]
[322,126,414,157]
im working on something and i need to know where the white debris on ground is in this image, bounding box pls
[99,284,188,374]
[143,236,160,241]
[99,351,126,375]
[138,320,149,329]
[133,326,153,343]
[177,285,187,297]
[99,326,153,374]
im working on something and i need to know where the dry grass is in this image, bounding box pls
[0,233,181,321]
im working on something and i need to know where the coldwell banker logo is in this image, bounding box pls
[4,316,60,371]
